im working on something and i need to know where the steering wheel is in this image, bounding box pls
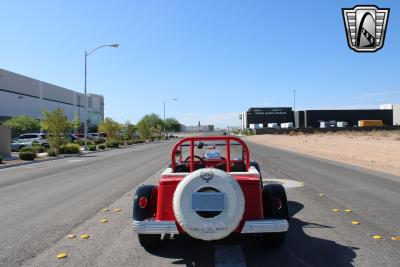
[184,155,205,166]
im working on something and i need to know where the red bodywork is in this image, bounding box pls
[155,136,264,233]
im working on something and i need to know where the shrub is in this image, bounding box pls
[105,140,119,148]
[88,145,97,151]
[19,151,36,160]
[47,149,58,157]
[59,143,80,154]
[34,146,46,153]
[94,139,104,145]
[98,144,106,150]
[20,147,37,154]
[74,139,85,146]
[126,140,133,145]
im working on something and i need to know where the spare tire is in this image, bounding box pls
[173,168,245,241]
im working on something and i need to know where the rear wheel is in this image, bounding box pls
[257,183,289,247]
[133,185,161,249]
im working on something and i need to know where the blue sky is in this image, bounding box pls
[1,0,399,127]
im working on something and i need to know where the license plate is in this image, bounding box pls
[191,192,225,212]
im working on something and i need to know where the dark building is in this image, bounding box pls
[241,107,394,129]
[241,107,293,129]
[300,109,393,128]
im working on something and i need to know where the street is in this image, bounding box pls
[0,140,399,266]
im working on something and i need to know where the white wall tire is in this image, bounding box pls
[173,168,245,241]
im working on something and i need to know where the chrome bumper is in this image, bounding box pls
[241,219,289,233]
[132,220,179,234]
[132,219,288,235]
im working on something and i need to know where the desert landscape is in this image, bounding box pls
[245,130,400,176]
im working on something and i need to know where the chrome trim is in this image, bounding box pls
[241,219,289,233]
[132,220,179,234]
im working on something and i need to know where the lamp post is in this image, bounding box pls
[84,43,119,150]
[163,98,177,138]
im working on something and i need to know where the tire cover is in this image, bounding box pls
[173,168,245,241]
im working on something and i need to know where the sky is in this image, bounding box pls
[1,0,399,128]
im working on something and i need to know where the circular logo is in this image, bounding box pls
[200,170,214,182]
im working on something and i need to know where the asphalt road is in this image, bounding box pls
[0,139,399,266]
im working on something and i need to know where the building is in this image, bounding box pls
[241,105,399,130]
[0,68,104,128]
[241,107,293,130]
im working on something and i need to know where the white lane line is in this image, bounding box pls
[67,159,84,163]
[215,245,246,267]
[263,178,304,188]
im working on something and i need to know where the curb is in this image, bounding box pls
[0,141,168,170]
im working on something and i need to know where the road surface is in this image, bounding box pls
[0,140,399,266]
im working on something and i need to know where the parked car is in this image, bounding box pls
[87,132,107,142]
[133,136,289,249]
[11,133,49,151]
[68,133,83,142]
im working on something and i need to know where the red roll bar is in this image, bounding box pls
[171,136,250,172]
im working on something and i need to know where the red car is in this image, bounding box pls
[132,136,289,248]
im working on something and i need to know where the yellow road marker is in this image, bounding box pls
[372,235,383,240]
[67,234,76,239]
[332,209,340,212]
[391,236,400,241]
[80,234,90,239]
[102,208,110,212]
[112,208,122,212]
[100,219,108,223]
[344,209,353,213]
[57,253,68,259]
[351,221,360,225]
[319,193,325,197]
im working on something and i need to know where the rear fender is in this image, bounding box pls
[133,185,158,221]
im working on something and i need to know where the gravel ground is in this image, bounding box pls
[245,130,400,176]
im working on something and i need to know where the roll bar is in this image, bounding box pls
[171,136,250,172]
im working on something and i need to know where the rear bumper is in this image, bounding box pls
[240,219,289,233]
[132,220,179,234]
[132,219,288,235]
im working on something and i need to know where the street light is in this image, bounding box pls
[84,43,119,150]
[163,98,178,138]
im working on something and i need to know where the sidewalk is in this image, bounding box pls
[0,140,167,170]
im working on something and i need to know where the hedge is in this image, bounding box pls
[98,144,106,150]
[60,143,80,154]
[88,145,97,151]
[20,147,37,154]
[47,149,58,157]
[105,140,119,148]
[19,151,36,160]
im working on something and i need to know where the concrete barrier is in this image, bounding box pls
[0,126,11,157]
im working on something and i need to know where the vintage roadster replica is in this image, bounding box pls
[132,136,289,248]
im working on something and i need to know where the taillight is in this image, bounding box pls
[274,197,282,210]
[139,197,148,208]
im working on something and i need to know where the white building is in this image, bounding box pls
[0,68,104,127]
[380,104,400,126]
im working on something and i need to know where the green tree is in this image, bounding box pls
[71,112,81,133]
[136,113,163,139]
[122,120,137,140]
[2,115,41,137]
[41,108,71,152]
[98,117,120,140]
[165,117,181,132]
